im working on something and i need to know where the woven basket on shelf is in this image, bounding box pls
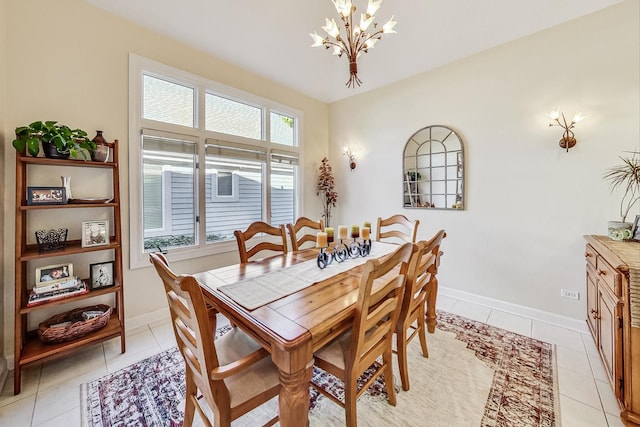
[38,304,112,344]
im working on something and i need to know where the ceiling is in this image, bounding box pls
[84,0,622,103]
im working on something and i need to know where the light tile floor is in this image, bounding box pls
[0,296,626,427]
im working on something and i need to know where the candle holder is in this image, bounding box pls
[317,247,334,269]
[349,238,361,258]
[333,240,350,263]
[316,239,372,269]
[360,239,372,256]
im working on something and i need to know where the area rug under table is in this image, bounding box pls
[81,311,559,426]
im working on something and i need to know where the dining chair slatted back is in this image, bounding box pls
[395,229,446,391]
[311,242,414,427]
[149,252,280,427]
[286,217,324,251]
[376,214,420,244]
[234,221,288,263]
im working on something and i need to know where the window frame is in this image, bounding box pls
[129,54,303,269]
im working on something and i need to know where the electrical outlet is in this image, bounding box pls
[560,289,579,300]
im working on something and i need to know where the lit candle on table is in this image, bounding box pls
[351,225,359,238]
[361,227,370,240]
[325,227,334,243]
[316,231,328,248]
[338,225,348,240]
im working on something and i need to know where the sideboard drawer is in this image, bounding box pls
[585,244,598,269]
[596,255,621,297]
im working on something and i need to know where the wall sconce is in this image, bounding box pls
[546,109,587,152]
[343,147,356,170]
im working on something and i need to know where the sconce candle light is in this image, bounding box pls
[343,147,357,170]
[546,109,587,152]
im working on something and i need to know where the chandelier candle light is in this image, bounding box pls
[546,109,587,152]
[310,0,397,88]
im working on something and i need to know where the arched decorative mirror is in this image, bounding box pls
[403,125,465,210]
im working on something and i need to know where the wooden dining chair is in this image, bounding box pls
[234,221,288,263]
[149,252,281,427]
[395,229,446,391]
[375,214,419,244]
[286,217,324,251]
[310,242,414,427]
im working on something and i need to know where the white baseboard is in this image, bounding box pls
[439,286,588,333]
[125,307,170,331]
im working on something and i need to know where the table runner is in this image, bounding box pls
[218,242,399,310]
[593,235,640,328]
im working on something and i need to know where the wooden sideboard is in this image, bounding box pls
[584,235,640,425]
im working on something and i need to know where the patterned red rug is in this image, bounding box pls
[81,311,559,426]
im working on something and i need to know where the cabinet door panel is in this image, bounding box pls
[598,287,618,388]
[586,266,598,341]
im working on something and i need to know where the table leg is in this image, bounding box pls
[272,340,313,427]
[426,277,439,333]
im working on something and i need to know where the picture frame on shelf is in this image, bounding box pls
[89,261,115,290]
[27,187,67,205]
[632,215,640,242]
[35,263,73,286]
[81,220,109,248]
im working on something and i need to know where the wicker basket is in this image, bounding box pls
[38,304,112,344]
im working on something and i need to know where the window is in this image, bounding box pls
[129,55,302,268]
[213,171,237,199]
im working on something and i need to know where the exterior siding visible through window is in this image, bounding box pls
[129,55,302,268]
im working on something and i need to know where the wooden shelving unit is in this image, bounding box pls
[13,140,126,394]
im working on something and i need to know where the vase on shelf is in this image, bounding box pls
[91,131,109,162]
[61,176,72,200]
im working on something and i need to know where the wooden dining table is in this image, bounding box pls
[192,243,438,426]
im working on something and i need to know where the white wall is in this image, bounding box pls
[0,0,328,364]
[329,0,639,322]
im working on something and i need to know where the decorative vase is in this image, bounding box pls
[42,141,70,159]
[91,131,109,162]
[61,176,72,200]
[607,221,633,241]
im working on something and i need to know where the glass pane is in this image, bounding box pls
[143,75,194,127]
[270,112,295,146]
[142,135,197,251]
[205,94,262,139]
[271,161,296,226]
[205,146,264,243]
[217,172,233,196]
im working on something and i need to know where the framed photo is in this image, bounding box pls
[27,187,67,205]
[89,261,115,290]
[35,263,73,286]
[81,220,109,248]
[632,215,640,242]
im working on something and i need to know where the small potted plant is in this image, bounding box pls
[12,121,95,160]
[603,150,640,240]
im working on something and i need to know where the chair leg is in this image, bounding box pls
[418,305,429,358]
[344,374,358,427]
[183,376,197,427]
[397,327,410,391]
[383,349,397,406]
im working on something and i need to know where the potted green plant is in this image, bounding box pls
[603,151,640,240]
[12,121,95,160]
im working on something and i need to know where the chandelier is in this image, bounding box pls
[310,0,397,88]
